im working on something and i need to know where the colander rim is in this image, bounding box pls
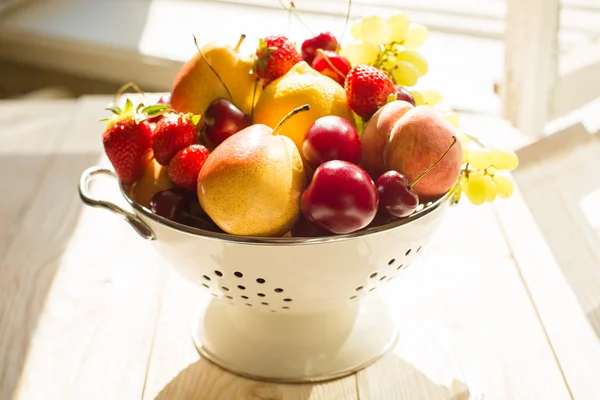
[121,182,456,245]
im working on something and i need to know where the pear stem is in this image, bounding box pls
[234,34,246,52]
[193,34,233,102]
[408,136,458,190]
[337,0,352,53]
[316,49,346,80]
[273,104,311,135]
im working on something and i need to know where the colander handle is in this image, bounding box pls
[78,166,156,240]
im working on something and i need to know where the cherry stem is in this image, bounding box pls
[273,104,310,135]
[250,77,260,123]
[113,82,146,106]
[337,0,352,53]
[408,136,458,190]
[193,34,233,102]
[234,34,246,52]
[316,49,346,80]
[277,0,314,35]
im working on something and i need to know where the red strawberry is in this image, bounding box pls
[168,144,211,190]
[301,32,338,65]
[345,65,396,119]
[152,113,200,166]
[255,35,302,84]
[102,99,156,185]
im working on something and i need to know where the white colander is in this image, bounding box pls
[79,165,455,382]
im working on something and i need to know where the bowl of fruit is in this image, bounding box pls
[79,13,518,383]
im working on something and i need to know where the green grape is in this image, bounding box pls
[468,148,492,169]
[362,16,391,45]
[443,111,459,127]
[462,146,470,164]
[410,91,424,105]
[492,174,514,198]
[388,13,410,43]
[484,174,497,202]
[420,90,443,106]
[396,50,428,77]
[351,20,364,40]
[403,24,428,49]
[464,173,487,205]
[490,148,519,171]
[391,61,419,86]
[339,42,380,66]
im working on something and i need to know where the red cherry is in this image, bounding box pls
[301,32,338,64]
[303,116,361,170]
[202,98,251,147]
[300,160,379,234]
[394,85,416,106]
[150,188,192,222]
[311,50,352,85]
[376,171,419,218]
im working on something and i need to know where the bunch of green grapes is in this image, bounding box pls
[340,14,443,107]
[451,127,519,205]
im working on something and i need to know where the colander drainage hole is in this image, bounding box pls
[369,272,378,279]
[257,293,266,297]
[234,271,243,278]
[245,303,252,307]
[261,302,269,305]
[226,295,233,300]
[397,264,404,270]
[379,275,387,281]
[349,295,358,300]
[237,285,246,290]
[417,246,422,253]
[214,270,223,277]
[405,249,412,256]
[221,286,230,291]
[355,286,364,291]
[256,278,266,284]
[283,298,292,302]
[202,283,209,289]
[274,288,284,293]
[202,275,211,281]
[369,287,376,292]
[241,295,249,300]
[211,293,218,297]
[282,306,290,309]
[388,259,396,266]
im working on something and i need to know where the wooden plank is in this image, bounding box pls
[551,40,600,119]
[0,100,75,257]
[493,126,600,400]
[501,0,560,139]
[357,202,572,399]
[0,96,166,400]
[143,268,359,400]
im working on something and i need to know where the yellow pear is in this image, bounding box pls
[197,106,309,237]
[253,61,354,156]
[170,38,261,117]
[129,158,173,208]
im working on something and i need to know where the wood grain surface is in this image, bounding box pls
[1,96,599,400]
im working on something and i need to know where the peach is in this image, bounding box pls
[384,106,463,200]
[359,100,413,178]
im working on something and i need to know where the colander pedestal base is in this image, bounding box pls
[191,294,398,383]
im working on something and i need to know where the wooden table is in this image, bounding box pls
[1,96,600,400]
